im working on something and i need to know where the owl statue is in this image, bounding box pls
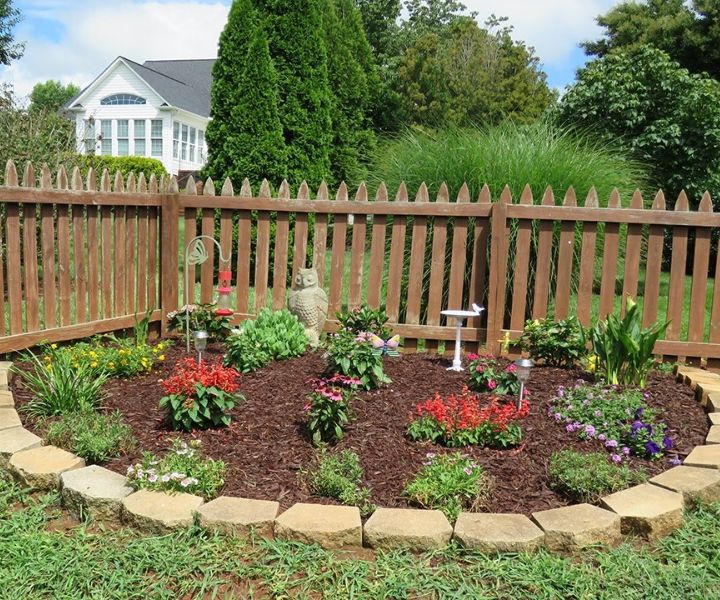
[287,268,328,347]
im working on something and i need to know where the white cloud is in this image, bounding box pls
[3,1,229,98]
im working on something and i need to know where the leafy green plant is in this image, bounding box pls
[304,375,359,446]
[126,438,225,499]
[582,297,669,386]
[166,304,233,342]
[548,450,647,504]
[466,354,520,395]
[224,309,308,372]
[336,306,392,338]
[43,411,136,464]
[518,318,587,368]
[403,452,493,522]
[159,358,241,431]
[16,346,108,417]
[407,387,528,448]
[303,449,374,516]
[551,383,673,460]
[324,328,390,390]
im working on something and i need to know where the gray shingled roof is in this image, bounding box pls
[124,57,215,117]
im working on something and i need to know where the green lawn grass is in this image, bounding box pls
[1,473,719,599]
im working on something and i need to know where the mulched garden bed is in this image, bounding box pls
[10,342,709,515]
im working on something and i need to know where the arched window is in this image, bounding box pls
[100,94,146,105]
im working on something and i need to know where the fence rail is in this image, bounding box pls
[3,160,720,364]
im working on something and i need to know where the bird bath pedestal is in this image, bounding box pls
[441,309,480,371]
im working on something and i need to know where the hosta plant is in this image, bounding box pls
[408,387,528,448]
[336,306,392,338]
[324,328,390,390]
[159,358,241,431]
[224,309,308,372]
[304,374,360,446]
[582,297,668,386]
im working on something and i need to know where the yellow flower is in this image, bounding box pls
[587,355,597,374]
[108,362,115,368]
[44,355,51,362]
[51,343,57,350]
[91,361,98,368]
[158,355,165,361]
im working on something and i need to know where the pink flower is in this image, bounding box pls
[303,403,311,412]
[505,363,516,373]
[610,454,622,464]
[487,380,497,390]
[467,353,479,361]
[475,365,484,372]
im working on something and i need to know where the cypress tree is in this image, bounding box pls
[257,0,333,188]
[323,0,377,182]
[223,25,287,184]
[204,0,257,182]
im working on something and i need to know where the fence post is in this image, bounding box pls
[160,177,180,336]
[486,188,510,355]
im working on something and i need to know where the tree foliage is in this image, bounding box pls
[556,46,720,205]
[582,0,720,78]
[29,80,80,113]
[0,0,23,65]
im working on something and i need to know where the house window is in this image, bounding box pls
[173,122,180,158]
[117,119,129,156]
[151,119,163,157]
[189,127,196,162]
[100,120,112,155]
[100,94,146,105]
[198,130,205,162]
[134,119,146,156]
[84,119,96,155]
[181,124,188,160]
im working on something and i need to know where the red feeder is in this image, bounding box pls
[216,270,234,316]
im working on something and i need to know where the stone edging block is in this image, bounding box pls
[531,504,621,553]
[0,390,14,408]
[61,465,134,522]
[453,512,544,553]
[363,507,452,551]
[274,503,362,549]
[0,409,22,432]
[0,427,42,469]
[709,413,720,426]
[600,483,683,540]
[684,444,720,469]
[0,362,13,391]
[196,496,279,538]
[650,465,720,506]
[122,489,204,533]
[9,445,85,490]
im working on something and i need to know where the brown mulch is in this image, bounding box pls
[10,342,709,515]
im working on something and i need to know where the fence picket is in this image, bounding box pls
[425,184,450,353]
[467,185,491,345]
[196,179,215,305]
[576,189,598,327]
[688,193,712,343]
[272,180,291,310]
[509,185,534,331]
[385,183,408,322]
[6,185,23,334]
[313,183,329,288]
[405,183,430,353]
[348,183,368,309]
[621,190,644,313]
[137,204,148,314]
[292,181,310,283]
[642,192,666,329]
[71,169,87,323]
[553,188,577,320]
[113,205,126,317]
[22,165,40,332]
[218,180,234,308]
[254,179,272,312]
[366,183,387,309]
[329,182,349,314]
[487,187,511,354]
[100,171,112,318]
[447,184,469,318]
[666,191,690,342]
[236,179,252,314]
[531,187,555,319]
[599,189,621,319]
[57,168,72,326]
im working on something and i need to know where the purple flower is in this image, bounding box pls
[594,410,602,418]
[598,433,606,442]
[582,399,589,406]
[605,439,618,449]
[645,441,661,455]
[584,425,596,438]
[669,456,682,466]
[610,454,622,463]
[631,420,644,435]
[663,436,673,450]
[635,407,645,418]
[566,423,576,433]
[463,467,473,475]
[622,446,630,456]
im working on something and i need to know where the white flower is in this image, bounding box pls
[180,477,198,488]
[148,474,158,483]
[126,466,135,476]
[171,472,186,481]
[161,474,171,483]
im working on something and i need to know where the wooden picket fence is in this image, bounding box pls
[3,160,720,364]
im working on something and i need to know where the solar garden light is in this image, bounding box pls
[193,330,209,365]
[513,357,534,409]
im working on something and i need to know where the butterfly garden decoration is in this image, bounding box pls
[370,334,401,357]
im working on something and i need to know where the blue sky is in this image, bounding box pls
[3,0,619,98]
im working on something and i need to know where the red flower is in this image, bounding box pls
[162,358,240,397]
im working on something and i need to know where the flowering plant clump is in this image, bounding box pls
[159,358,242,431]
[466,354,521,395]
[403,452,493,521]
[304,374,360,446]
[324,328,390,390]
[335,306,392,338]
[517,317,587,368]
[407,387,528,448]
[126,438,225,499]
[550,382,673,461]
[167,303,232,342]
[45,337,169,378]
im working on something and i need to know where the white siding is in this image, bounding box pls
[72,60,209,175]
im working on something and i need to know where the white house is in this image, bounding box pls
[67,56,214,176]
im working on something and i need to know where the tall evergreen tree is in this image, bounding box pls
[204,0,257,183]
[323,0,376,182]
[257,0,333,187]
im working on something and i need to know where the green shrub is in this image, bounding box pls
[335,306,392,338]
[44,411,135,464]
[304,449,374,516]
[325,329,390,390]
[583,297,669,386]
[68,155,167,182]
[224,309,309,372]
[159,358,241,431]
[126,438,225,499]
[304,375,359,446]
[166,304,232,342]
[16,346,108,417]
[403,452,493,522]
[548,450,646,504]
[518,318,587,368]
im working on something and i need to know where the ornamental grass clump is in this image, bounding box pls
[304,449,374,516]
[224,309,308,372]
[548,450,647,504]
[550,383,673,461]
[303,374,360,446]
[126,438,225,499]
[159,358,242,431]
[324,328,390,390]
[466,354,521,395]
[408,387,528,448]
[403,452,493,521]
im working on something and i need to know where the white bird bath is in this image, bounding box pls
[441,308,483,371]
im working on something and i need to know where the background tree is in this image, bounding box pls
[29,80,80,113]
[556,46,720,206]
[0,0,23,65]
[582,0,720,78]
